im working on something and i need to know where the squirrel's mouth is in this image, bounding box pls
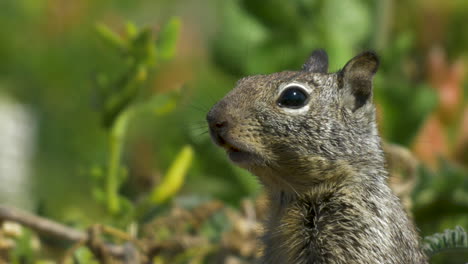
[211,132,257,164]
[221,138,252,164]
[225,144,251,163]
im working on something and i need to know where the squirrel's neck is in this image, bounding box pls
[253,148,388,195]
[264,170,379,226]
[259,167,427,264]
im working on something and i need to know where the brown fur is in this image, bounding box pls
[207,50,428,263]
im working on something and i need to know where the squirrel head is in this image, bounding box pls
[207,50,383,191]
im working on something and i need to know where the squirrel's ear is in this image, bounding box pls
[339,51,379,111]
[302,49,328,73]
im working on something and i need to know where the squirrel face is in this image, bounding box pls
[207,50,381,190]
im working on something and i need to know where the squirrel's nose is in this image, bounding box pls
[214,120,227,129]
[207,107,230,145]
[207,111,228,134]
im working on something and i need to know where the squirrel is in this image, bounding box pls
[206,50,428,263]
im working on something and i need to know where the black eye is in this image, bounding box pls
[277,86,309,109]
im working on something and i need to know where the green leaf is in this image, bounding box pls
[125,21,138,40]
[116,89,180,123]
[423,226,468,257]
[150,145,194,204]
[74,247,100,264]
[92,187,106,203]
[102,64,147,128]
[116,196,135,218]
[118,166,128,182]
[157,17,181,61]
[131,28,156,65]
[11,228,36,263]
[95,23,127,52]
[143,89,180,116]
[89,165,104,180]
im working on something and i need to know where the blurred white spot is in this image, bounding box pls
[0,95,36,209]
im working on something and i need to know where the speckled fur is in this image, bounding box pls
[207,51,428,263]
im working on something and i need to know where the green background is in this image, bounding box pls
[0,0,467,262]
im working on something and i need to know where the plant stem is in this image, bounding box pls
[106,108,133,213]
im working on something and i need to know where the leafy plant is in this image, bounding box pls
[91,18,192,216]
[150,145,194,204]
[412,160,468,237]
[422,226,468,257]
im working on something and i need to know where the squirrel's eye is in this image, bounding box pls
[277,86,309,109]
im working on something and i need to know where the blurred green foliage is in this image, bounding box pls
[0,0,467,262]
[91,18,187,216]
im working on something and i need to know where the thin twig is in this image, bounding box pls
[102,225,147,251]
[0,205,85,242]
[0,205,128,259]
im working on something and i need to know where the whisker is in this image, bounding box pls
[187,120,208,126]
[186,124,208,131]
[188,121,208,126]
[205,93,220,108]
[182,103,210,113]
[188,128,209,133]
[186,120,209,131]
[193,130,209,138]
[186,123,208,128]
